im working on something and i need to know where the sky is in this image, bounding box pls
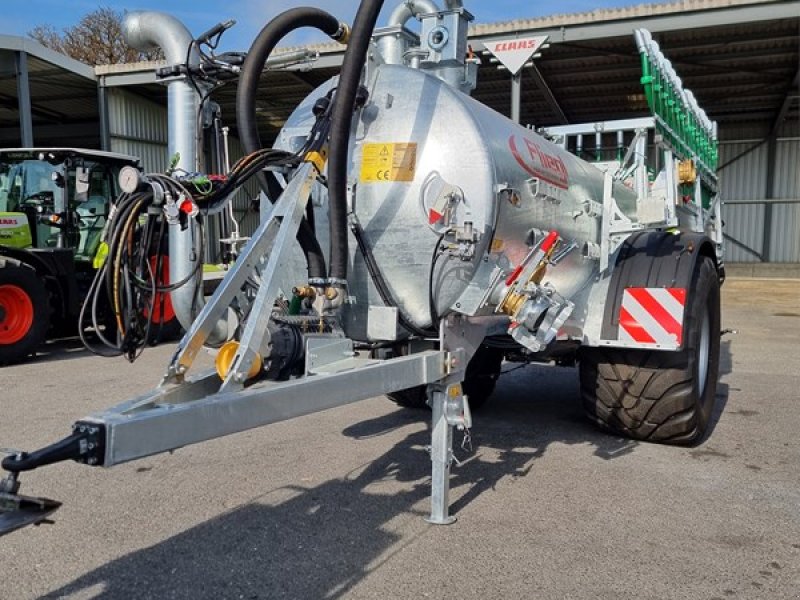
[3,0,647,53]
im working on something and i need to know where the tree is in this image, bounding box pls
[29,7,163,66]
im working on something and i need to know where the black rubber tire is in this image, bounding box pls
[144,252,183,345]
[387,385,429,410]
[579,255,721,445]
[462,345,504,410]
[146,317,183,345]
[0,259,51,364]
[388,345,504,411]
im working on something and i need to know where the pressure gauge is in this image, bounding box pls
[118,165,141,194]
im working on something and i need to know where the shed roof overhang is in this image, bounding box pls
[0,36,101,148]
[210,0,798,142]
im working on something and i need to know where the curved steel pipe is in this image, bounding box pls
[382,0,440,65]
[123,11,228,344]
[387,0,440,27]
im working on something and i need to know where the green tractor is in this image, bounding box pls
[0,148,179,364]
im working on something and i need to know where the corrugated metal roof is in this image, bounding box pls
[0,54,100,147]
[191,0,796,141]
[470,0,781,36]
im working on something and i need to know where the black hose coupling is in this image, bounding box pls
[1,422,106,473]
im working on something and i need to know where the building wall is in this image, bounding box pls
[200,134,264,263]
[107,88,168,173]
[225,135,262,239]
[104,84,800,266]
[105,89,262,263]
[719,131,800,264]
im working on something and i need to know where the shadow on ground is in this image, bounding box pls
[43,349,732,599]
[41,363,640,600]
[25,331,178,366]
[25,337,89,365]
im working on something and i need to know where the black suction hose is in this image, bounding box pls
[327,0,384,282]
[236,8,347,280]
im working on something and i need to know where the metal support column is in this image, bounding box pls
[511,72,522,124]
[97,82,111,151]
[14,51,33,147]
[761,134,777,262]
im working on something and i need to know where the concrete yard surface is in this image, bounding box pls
[1,278,799,599]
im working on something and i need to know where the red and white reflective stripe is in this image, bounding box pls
[619,288,686,346]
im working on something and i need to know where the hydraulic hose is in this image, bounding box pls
[236,8,348,280]
[328,0,385,282]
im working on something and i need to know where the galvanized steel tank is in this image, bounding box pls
[279,63,639,341]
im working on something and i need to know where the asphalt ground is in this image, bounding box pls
[1,278,798,600]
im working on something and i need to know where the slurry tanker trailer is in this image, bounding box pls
[0,0,723,533]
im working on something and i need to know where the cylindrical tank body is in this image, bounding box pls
[279,64,638,341]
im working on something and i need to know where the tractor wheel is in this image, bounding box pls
[144,256,182,344]
[0,259,51,364]
[579,256,721,445]
[388,345,504,411]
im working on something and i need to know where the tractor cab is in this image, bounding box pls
[0,149,144,364]
[0,149,140,263]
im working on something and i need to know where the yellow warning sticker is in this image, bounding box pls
[360,142,417,183]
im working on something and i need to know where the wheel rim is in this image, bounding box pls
[0,284,34,345]
[146,257,176,324]
[698,306,711,393]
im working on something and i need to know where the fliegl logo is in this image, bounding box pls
[508,135,569,189]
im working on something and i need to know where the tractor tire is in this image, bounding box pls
[144,256,183,345]
[0,259,51,364]
[146,317,183,345]
[388,345,504,411]
[579,255,721,445]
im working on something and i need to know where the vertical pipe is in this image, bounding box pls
[14,51,33,147]
[634,131,648,206]
[123,11,228,342]
[511,72,521,124]
[97,82,111,151]
[595,131,602,161]
[167,82,199,173]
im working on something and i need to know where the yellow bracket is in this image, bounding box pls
[677,159,697,185]
[305,150,328,172]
